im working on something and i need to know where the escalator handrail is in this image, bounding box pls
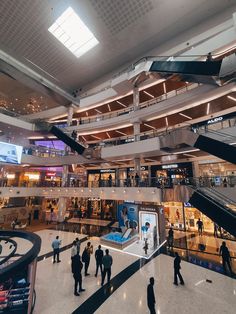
[202,187,236,206]
[192,188,236,218]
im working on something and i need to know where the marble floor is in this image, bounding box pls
[95,254,236,314]
[33,229,236,314]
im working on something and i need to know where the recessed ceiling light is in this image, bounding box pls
[48,7,99,58]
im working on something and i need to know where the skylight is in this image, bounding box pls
[48,7,99,58]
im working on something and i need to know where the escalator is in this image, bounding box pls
[189,187,236,236]
[149,60,222,84]
[160,128,236,164]
[49,125,86,155]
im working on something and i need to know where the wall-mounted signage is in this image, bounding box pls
[46,172,56,176]
[128,166,148,171]
[162,164,178,169]
[207,116,223,124]
[100,169,116,173]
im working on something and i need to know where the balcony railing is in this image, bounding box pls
[62,83,200,127]
[1,175,236,189]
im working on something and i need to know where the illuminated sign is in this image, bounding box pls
[25,173,40,180]
[100,169,115,173]
[6,173,15,179]
[128,166,147,171]
[46,172,56,176]
[207,116,223,124]
[162,164,178,169]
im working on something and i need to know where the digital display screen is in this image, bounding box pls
[0,142,23,165]
[34,140,65,150]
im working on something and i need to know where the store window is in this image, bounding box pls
[162,201,184,230]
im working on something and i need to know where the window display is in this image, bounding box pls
[163,202,184,230]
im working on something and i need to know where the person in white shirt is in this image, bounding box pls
[52,236,61,263]
[71,241,77,258]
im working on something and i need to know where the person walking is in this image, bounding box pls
[75,237,81,255]
[196,218,203,236]
[82,242,93,276]
[52,236,61,263]
[147,277,156,314]
[71,253,85,296]
[95,245,104,277]
[71,241,77,259]
[101,249,113,286]
[219,241,233,276]
[28,212,32,226]
[168,227,174,249]
[135,173,140,187]
[173,252,184,285]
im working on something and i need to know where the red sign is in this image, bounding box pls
[46,172,56,176]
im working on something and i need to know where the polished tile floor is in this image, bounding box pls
[33,229,236,314]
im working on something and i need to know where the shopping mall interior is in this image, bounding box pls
[0,1,236,313]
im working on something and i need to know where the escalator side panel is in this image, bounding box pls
[50,125,85,155]
[189,191,236,237]
[150,60,222,76]
[194,135,236,164]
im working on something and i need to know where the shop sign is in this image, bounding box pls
[139,205,157,212]
[207,116,223,124]
[162,164,178,169]
[184,202,192,207]
[125,138,134,143]
[46,172,56,176]
[100,169,116,173]
[128,166,148,171]
[88,197,100,201]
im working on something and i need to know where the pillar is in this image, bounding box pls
[134,157,141,177]
[133,85,140,111]
[67,105,74,126]
[133,121,141,141]
[58,197,67,222]
[63,105,74,185]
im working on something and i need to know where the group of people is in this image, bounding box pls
[51,236,113,296]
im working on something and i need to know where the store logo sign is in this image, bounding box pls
[162,164,178,169]
[207,116,223,124]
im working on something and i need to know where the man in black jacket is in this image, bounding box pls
[71,254,85,296]
[95,245,104,277]
[173,252,184,285]
[219,241,233,276]
[147,277,156,314]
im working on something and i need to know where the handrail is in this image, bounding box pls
[0,230,41,281]
[203,187,236,207]
[192,188,236,217]
[69,83,200,126]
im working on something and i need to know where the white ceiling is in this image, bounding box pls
[0,0,235,92]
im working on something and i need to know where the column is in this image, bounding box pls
[67,105,74,126]
[133,120,141,141]
[134,157,141,177]
[133,85,140,111]
[58,197,67,222]
[63,105,74,185]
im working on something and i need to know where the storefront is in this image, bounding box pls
[126,166,149,186]
[43,171,62,187]
[19,172,40,187]
[87,169,116,187]
[42,198,59,222]
[151,162,193,187]
[163,201,215,234]
[198,161,236,187]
